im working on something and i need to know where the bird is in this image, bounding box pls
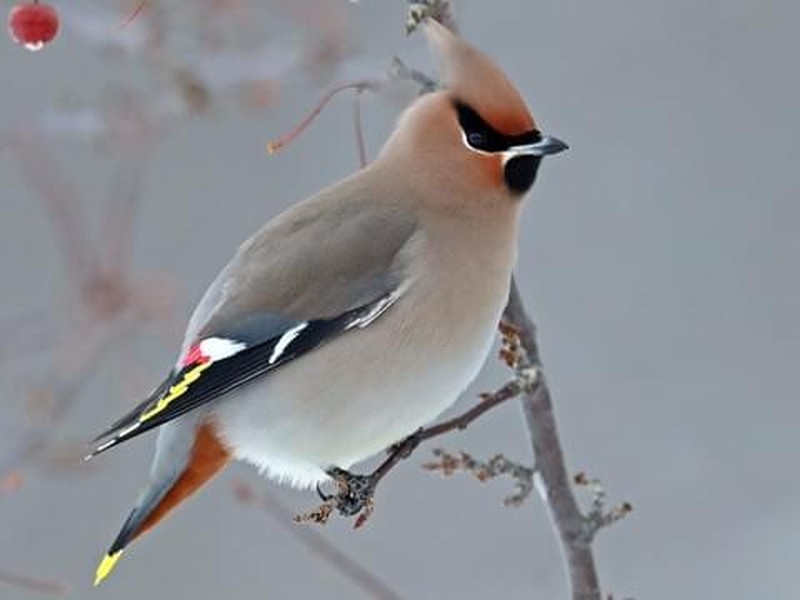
[88,18,567,585]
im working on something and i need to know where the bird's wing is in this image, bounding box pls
[89,176,418,457]
[88,293,402,456]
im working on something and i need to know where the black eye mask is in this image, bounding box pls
[454,101,541,153]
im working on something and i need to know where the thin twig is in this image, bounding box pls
[352,90,368,168]
[406,0,458,35]
[267,81,379,154]
[295,378,525,527]
[371,379,524,486]
[120,1,148,29]
[8,135,90,285]
[575,473,633,538]
[232,480,402,600]
[423,449,535,507]
[388,56,440,94]
[101,113,153,276]
[0,568,66,595]
[0,319,136,481]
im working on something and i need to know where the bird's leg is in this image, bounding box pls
[297,468,376,527]
[325,467,377,522]
[298,429,426,527]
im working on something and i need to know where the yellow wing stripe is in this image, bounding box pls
[139,362,212,423]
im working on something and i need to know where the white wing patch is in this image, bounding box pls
[87,422,141,458]
[199,337,247,361]
[268,322,309,365]
[347,289,402,330]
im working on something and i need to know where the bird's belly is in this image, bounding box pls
[212,285,505,488]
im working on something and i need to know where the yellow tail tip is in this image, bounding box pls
[94,551,123,586]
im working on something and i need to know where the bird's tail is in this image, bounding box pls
[94,421,230,585]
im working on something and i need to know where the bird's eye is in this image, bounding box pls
[467,132,488,148]
[453,100,542,154]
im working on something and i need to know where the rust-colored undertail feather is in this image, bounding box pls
[94,423,230,585]
[137,423,230,537]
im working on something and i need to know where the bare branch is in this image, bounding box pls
[574,473,633,539]
[295,377,524,527]
[423,449,535,507]
[388,56,440,94]
[503,278,607,600]
[380,380,525,480]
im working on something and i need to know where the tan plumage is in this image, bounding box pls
[90,19,567,584]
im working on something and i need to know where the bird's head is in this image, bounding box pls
[381,19,567,199]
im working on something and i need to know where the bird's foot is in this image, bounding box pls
[296,468,376,528]
[295,430,427,527]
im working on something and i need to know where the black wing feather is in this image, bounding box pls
[88,296,393,456]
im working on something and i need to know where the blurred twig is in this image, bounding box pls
[267,80,379,154]
[233,480,402,600]
[0,319,136,480]
[8,134,91,284]
[352,89,368,168]
[0,568,67,595]
[2,110,174,485]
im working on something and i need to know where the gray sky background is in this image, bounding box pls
[1,1,798,599]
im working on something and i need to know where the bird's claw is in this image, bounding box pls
[297,468,377,527]
[327,467,376,520]
[315,481,333,502]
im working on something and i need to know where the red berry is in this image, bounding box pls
[8,2,59,52]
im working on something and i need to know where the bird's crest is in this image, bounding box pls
[424,19,536,136]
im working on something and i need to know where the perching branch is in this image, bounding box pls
[503,278,610,600]
[295,375,528,528]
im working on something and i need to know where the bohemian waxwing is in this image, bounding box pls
[89,19,567,584]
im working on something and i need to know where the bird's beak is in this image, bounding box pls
[507,136,569,157]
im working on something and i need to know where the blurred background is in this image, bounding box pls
[1,1,798,598]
